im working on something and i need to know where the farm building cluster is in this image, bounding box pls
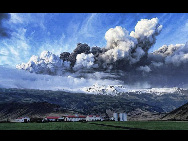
[9,112,127,123]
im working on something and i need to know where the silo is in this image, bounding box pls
[119,113,127,121]
[113,113,118,121]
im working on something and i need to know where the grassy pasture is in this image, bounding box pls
[92,121,188,130]
[0,121,188,130]
[0,122,120,130]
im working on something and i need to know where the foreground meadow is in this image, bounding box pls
[1,121,188,130]
[0,122,120,130]
[92,121,188,130]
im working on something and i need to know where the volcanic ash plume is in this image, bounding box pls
[13,17,188,88]
[16,17,165,75]
[130,18,162,52]
[73,53,98,71]
[16,51,71,75]
[98,17,162,71]
[149,43,188,70]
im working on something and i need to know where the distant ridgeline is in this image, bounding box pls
[0,88,164,121]
[1,88,188,121]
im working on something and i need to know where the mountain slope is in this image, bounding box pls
[0,102,61,121]
[0,88,164,121]
[162,102,188,120]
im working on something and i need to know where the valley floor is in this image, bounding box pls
[1,121,188,130]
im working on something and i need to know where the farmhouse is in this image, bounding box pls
[64,115,86,122]
[86,115,103,121]
[45,116,62,122]
[11,117,30,123]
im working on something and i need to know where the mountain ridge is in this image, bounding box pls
[0,88,164,121]
[1,87,188,121]
[81,84,187,96]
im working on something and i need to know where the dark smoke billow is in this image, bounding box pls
[0,13,11,38]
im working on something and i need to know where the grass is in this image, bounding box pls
[0,122,121,130]
[92,121,188,130]
[1,121,188,130]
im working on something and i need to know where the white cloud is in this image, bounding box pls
[0,48,9,56]
[0,27,31,66]
[79,13,98,38]
[181,20,188,32]
[9,13,24,24]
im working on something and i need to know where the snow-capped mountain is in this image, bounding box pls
[128,87,186,95]
[81,84,128,96]
[81,84,186,96]
[81,84,188,112]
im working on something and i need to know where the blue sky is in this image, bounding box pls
[1,13,188,67]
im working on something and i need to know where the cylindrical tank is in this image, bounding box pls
[119,113,127,121]
[113,113,118,121]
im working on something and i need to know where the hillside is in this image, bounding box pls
[2,87,188,121]
[162,102,188,120]
[0,102,62,121]
[0,88,164,121]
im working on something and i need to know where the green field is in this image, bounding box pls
[96,121,188,130]
[0,122,120,130]
[1,121,188,130]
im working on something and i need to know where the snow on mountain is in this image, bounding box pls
[81,84,186,96]
[128,87,185,95]
[81,84,129,96]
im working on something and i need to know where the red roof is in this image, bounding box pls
[67,115,76,118]
[87,115,101,117]
[46,116,60,119]
[78,115,86,118]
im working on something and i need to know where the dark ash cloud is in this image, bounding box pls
[0,13,11,38]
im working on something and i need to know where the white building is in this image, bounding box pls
[113,113,127,121]
[64,115,86,122]
[45,116,60,122]
[44,116,65,122]
[11,117,30,123]
[86,115,103,121]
